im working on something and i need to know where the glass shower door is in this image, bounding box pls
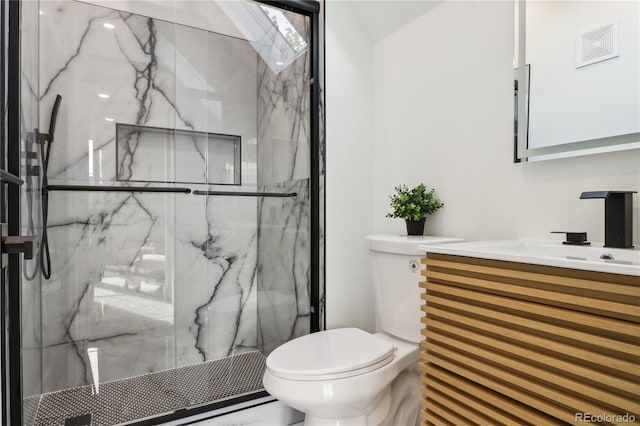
[2,0,46,424]
[10,0,322,424]
[254,3,313,355]
[20,1,44,423]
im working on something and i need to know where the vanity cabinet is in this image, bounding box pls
[419,253,639,426]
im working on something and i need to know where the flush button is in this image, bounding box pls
[409,259,420,272]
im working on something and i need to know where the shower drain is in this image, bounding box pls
[64,414,92,426]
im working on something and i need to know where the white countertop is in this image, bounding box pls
[419,239,640,277]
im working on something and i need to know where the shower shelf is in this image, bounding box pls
[46,185,192,193]
[116,123,242,186]
[192,190,297,197]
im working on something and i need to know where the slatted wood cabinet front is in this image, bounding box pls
[419,253,640,426]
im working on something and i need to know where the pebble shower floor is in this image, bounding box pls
[23,351,267,425]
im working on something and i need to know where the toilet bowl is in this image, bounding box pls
[262,235,462,426]
[263,328,419,425]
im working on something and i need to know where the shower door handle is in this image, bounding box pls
[0,169,24,186]
[1,224,35,270]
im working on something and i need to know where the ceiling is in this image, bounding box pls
[345,0,443,43]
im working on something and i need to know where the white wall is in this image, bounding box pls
[371,0,526,239]
[326,1,639,330]
[370,0,639,244]
[325,1,376,332]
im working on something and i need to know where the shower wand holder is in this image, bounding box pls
[26,128,54,145]
[26,94,61,146]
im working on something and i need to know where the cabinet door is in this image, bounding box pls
[420,253,640,426]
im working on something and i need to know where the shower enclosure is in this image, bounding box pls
[1,0,324,424]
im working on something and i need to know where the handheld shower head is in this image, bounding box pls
[47,94,62,143]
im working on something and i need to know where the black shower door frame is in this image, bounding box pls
[2,0,24,424]
[1,0,323,424]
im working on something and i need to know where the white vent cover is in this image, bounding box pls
[576,22,620,68]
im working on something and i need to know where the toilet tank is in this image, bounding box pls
[365,235,463,343]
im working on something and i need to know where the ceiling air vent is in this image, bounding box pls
[576,22,619,68]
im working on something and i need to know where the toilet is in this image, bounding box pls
[262,234,462,426]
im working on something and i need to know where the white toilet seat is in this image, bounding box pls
[266,328,397,381]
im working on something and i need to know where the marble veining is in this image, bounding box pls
[257,14,311,186]
[257,179,310,355]
[256,9,312,353]
[30,0,315,398]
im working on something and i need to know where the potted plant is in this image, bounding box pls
[386,183,444,235]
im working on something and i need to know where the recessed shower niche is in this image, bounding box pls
[116,124,242,185]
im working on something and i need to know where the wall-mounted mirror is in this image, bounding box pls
[514,0,640,162]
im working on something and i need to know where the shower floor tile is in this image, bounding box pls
[24,350,267,426]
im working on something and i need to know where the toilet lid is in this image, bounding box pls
[266,328,396,380]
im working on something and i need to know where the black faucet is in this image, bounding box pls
[580,191,637,248]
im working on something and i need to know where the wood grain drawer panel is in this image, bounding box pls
[420,254,639,425]
[422,258,639,299]
[422,393,475,426]
[422,282,638,344]
[421,362,564,426]
[422,318,638,399]
[423,383,498,425]
[424,270,639,322]
[420,350,627,425]
[421,294,640,372]
[421,408,456,426]
[421,254,639,287]
[423,327,639,415]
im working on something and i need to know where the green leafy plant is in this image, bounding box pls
[386,183,444,221]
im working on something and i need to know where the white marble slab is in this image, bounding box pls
[257,179,310,355]
[34,0,317,395]
[257,12,311,186]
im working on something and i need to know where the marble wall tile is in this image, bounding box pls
[257,179,310,355]
[256,14,311,186]
[255,10,313,353]
[39,1,177,183]
[40,0,257,187]
[41,190,178,391]
[174,22,257,185]
[174,192,259,367]
[32,0,320,399]
[39,187,264,392]
[81,0,244,40]
[35,0,262,392]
